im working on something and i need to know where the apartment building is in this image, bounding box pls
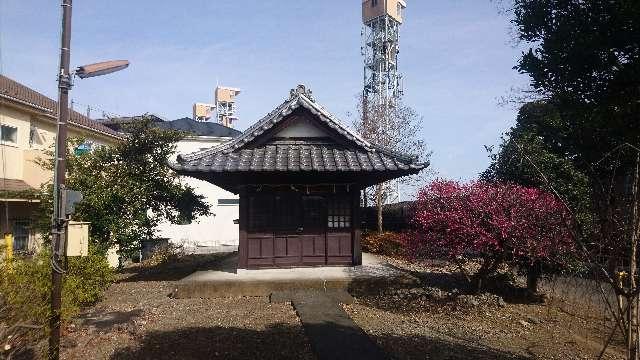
[0,75,122,252]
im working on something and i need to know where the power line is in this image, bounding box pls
[69,99,123,119]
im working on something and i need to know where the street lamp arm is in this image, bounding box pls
[75,60,129,79]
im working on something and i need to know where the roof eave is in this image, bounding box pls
[1,93,124,141]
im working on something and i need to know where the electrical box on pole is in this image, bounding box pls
[66,221,89,257]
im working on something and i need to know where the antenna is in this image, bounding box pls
[362,0,406,107]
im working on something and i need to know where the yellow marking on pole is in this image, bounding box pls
[4,233,12,260]
[4,233,13,271]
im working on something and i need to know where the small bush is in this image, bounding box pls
[0,251,114,351]
[0,249,114,327]
[1,252,51,326]
[361,231,406,257]
[143,243,184,267]
[65,251,115,312]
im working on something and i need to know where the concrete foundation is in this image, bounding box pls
[171,253,418,298]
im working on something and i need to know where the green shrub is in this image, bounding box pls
[64,251,115,312]
[361,231,406,257]
[0,249,114,327]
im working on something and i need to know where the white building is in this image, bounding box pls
[101,116,242,252]
[155,117,241,251]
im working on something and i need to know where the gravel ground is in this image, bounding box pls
[344,256,626,360]
[60,254,314,360]
[58,253,626,360]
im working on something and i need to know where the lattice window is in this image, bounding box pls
[327,197,351,229]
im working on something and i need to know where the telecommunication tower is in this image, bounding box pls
[215,86,241,128]
[361,0,406,107]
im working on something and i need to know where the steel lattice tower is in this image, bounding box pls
[362,0,405,107]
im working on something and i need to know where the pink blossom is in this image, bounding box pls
[406,179,575,266]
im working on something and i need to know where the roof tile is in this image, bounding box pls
[0,75,122,139]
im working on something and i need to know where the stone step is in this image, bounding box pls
[171,266,418,299]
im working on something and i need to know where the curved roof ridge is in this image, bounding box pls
[179,84,372,163]
[178,96,293,162]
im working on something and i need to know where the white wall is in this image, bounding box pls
[156,137,240,249]
[0,106,30,180]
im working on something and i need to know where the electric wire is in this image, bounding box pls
[69,100,122,120]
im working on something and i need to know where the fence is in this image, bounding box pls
[360,201,416,232]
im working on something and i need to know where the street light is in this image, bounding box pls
[50,1,129,359]
[75,60,129,79]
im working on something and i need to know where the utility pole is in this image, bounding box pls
[50,0,72,359]
[47,3,127,358]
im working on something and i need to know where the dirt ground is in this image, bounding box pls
[345,295,621,360]
[60,254,314,360]
[59,253,624,360]
[344,257,625,360]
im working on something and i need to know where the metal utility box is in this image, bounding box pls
[67,221,89,257]
[362,0,406,24]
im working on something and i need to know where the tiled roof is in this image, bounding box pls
[179,85,372,163]
[0,75,122,139]
[173,85,427,175]
[173,143,424,173]
[0,179,35,192]
[155,117,242,138]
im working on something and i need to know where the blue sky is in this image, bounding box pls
[0,0,529,180]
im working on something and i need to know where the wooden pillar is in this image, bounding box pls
[238,188,248,269]
[352,189,362,266]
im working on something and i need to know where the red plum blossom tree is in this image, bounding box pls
[406,179,575,292]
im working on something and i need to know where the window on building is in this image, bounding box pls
[372,0,378,7]
[327,197,351,229]
[218,199,239,206]
[13,220,30,251]
[0,125,18,144]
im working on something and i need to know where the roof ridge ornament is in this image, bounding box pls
[289,84,315,102]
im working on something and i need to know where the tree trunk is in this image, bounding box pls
[472,258,494,293]
[527,261,542,294]
[376,183,384,233]
[628,153,639,360]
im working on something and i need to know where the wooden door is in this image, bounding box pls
[326,196,353,265]
[300,196,327,266]
[273,194,303,266]
[246,195,276,267]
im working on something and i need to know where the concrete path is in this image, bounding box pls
[172,253,419,298]
[273,290,389,360]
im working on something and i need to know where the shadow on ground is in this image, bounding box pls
[110,323,313,360]
[117,252,238,283]
[381,262,546,305]
[77,309,144,331]
[108,323,528,360]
